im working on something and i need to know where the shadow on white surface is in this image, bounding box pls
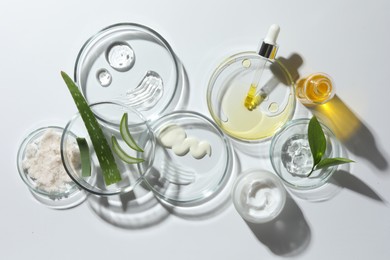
[153,149,241,220]
[330,170,386,203]
[87,185,170,229]
[343,122,389,171]
[245,194,311,256]
[309,95,389,172]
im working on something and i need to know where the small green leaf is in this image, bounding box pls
[76,137,91,177]
[315,157,355,170]
[112,136,145,164]
[120,113,144,152]
[308,116,326,165]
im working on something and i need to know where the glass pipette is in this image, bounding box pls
[244,24,280,111]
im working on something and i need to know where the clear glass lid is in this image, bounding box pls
[74,23,180,121]
[142,111,233,206]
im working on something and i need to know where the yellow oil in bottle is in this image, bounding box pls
[296,73,334,104]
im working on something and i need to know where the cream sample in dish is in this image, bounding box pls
[158,124,211,159]
[22,129,80,193]
[232,169,286,223]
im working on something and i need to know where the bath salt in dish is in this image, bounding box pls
[22,128,80,194]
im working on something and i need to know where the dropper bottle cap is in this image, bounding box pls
[258,24,280,60]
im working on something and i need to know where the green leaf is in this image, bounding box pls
[112,136,145,164]
[61,71,121,186]
[76,137,91,177]
[308,116,326,165]
[315,157,355,170]
[120,113,144,152]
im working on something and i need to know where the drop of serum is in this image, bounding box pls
[106,42,135,72]
[96,69,112,87]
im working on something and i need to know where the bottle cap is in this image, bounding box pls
[258,24,280,59]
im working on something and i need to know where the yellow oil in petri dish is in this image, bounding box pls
[220,81,295,141]
[207,52,296,142]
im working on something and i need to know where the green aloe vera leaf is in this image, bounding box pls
[61,71,121,186]
[308,116,327,165]
[315,157,355,171]
[112,136,145,164]
[120,113,144,152]
[76,137,91,177]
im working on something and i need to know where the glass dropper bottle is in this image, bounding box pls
[244,24,280,111]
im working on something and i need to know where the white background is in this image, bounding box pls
[1,0,390,259]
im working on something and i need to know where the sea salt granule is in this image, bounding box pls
[22,129,80,193]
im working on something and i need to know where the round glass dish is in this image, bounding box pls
[74,23,180,121]
[142,111,233,206]
[270,118,342,190]
[17,126,86,209]
[61,102,155,196]
[232,169,286,223]
[207,51,296,142]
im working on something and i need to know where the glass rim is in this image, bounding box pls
[300,72,335,105]
[269,118,342,190]
[17,126,80,197]
[206,51,296,143]
[144,110,234,206]
[232,169,286,223]
[60,101,156,196]
[73,22,180,120]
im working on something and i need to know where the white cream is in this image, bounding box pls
[241,179,283,219]
[158,124,186,148]
[232,170,286,223]
[158,124,211,159]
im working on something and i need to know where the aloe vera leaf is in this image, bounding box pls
[76,137,91,177]
[120,113,144,152]
[61,71,121,186]
[112,136,145,164]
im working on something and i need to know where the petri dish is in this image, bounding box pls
[17,126,86,209]
[142,111,233,206]
[61,102,155,196]
[270,118,343,190]
[232,169,286,223]
[74,23,180,122]
[207,51,296,142]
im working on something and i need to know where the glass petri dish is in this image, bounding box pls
[74,23,180,122]
[232,169,286,223]
[142,111,233,206]
[17,126,86,209]
[61,102,155,196]
[270,118,343,190]
[207,51,296,142]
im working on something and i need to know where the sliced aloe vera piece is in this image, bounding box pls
[76,137,91,177]
[61,71,121,186]
[120,113,144,152]
[112,136,145,164]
